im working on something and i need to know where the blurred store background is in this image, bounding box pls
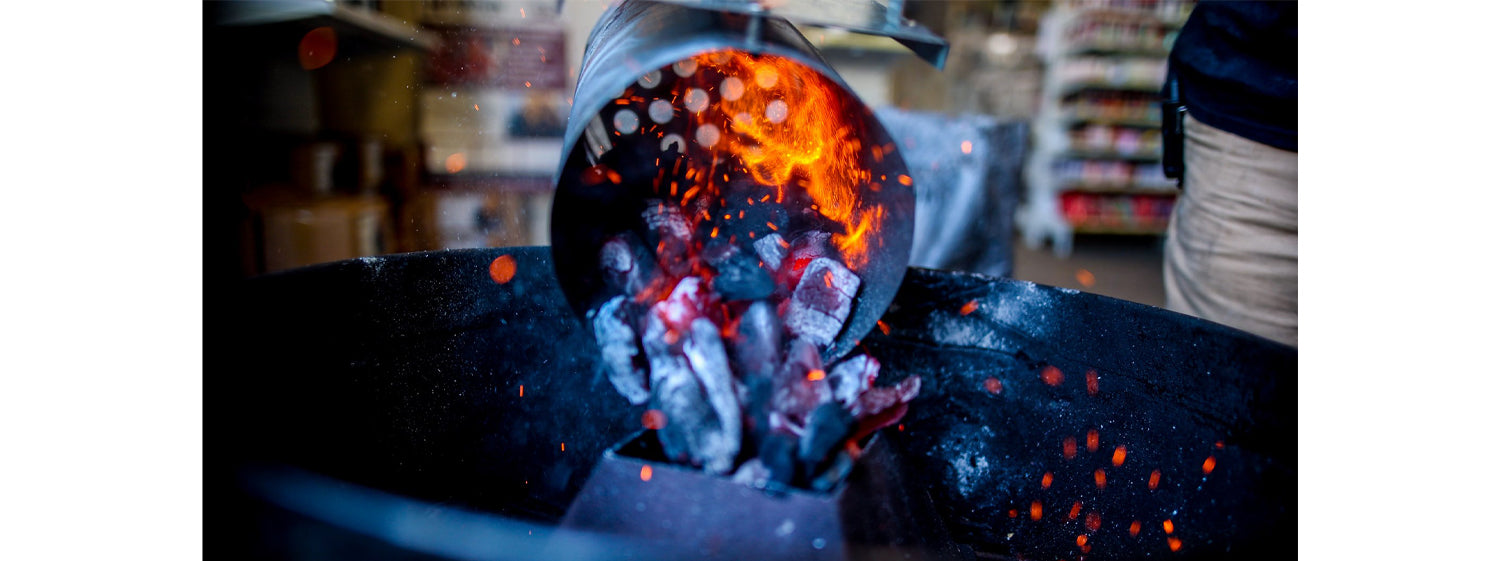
[205,0,1194,307]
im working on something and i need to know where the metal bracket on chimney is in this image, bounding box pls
[644,0,949,69]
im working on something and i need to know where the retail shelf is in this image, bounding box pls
[1070,221,1169,235]
[1064,149,1162,162]
[1062,182,1177,193]
[1073,7,1190,29]
[1060,80,1164,97]
[1066,115,1161,128]
[427,174,555,195]
[213,0,438,52]
[1062,184,1177,195]
[1067,44,1171,57]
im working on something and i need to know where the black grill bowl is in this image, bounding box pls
[212,247,1294,561]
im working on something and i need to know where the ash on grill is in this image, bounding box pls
[581,51,920,490]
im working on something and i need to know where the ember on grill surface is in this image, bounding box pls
[567,50,921,488]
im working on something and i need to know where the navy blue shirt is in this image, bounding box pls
[1168,1,1297,152]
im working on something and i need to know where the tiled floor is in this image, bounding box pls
[1010,234,1166,308]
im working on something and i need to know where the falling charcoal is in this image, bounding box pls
[758,431,799,487]
[684,318,742,474]
[599,232,658,297]
[782,231,833,287]
[853,375,922,417]
[729,300,782,384]
[642,313,706,466]
[847,376,922,445]
[772,338,832,425]
[827,354,879,409]
[699,238,740,267]
[591,295,649,405]
[642,198,692,241]
[710,253,775,302]
[642,199,692,277]
[753,232,787,271]
[782,257,860,348]
[808,449,856,493]
[653,276,711,334]
[798,402,854,471]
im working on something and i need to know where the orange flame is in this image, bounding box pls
[1203,455,1217,475]
[1163,519,1175,534]
[1149,469,1161,490]
[1030,500,1043,520]
[684,51,884,269]
[1130,520,1142,537]
[1087,429,1100,453]
[641,465,653,481]
[1168,537,1183,552]
[1041,472,1053,489]
[1112,445,1127,466]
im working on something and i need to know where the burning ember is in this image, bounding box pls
[576,50,920,489]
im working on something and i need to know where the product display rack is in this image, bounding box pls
[1018,0,1192,256]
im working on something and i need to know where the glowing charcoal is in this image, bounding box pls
[599,232,658,296]
[827,353,879,409]
[591,295,648,405]
[783,257,859,348]
[753,232,788,271]
[772,338,832,425]
[852,375,920,419]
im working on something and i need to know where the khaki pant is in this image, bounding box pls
[1164,114,1298,346]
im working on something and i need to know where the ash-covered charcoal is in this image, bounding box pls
[798,402,854,470]
[643,313,725,470]
[599,232,658,296]
[771,338,832,425]
[827,353,879,409]
[642,199,693,277]
[591,295,649,405]
[729,301,782,383]
[753,232,787,271]
[643,198,692,241]
[782,257,860,348]
[709,253,774,302]
[683,318,742,474]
